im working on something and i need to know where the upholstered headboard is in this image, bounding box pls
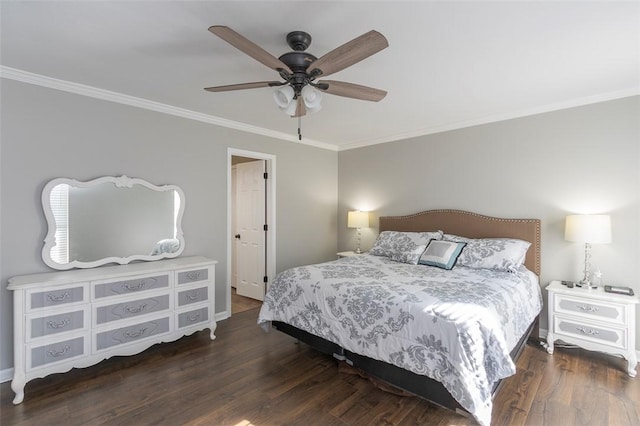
[379,209,541,275]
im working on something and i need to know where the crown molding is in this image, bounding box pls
[0,66,338,152]
[338,88,640,151]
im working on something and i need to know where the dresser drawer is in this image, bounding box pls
[554,294,626,325]
[555,316,627,350]
[27,284,87,312]
[28,335,88,370]
[95,294,170,325]
[93,274,170,299]
[177,306,209,329]
[176,286,209,307]
[95,316,171,351]
[28,308,88,341]
[176,268,209,285]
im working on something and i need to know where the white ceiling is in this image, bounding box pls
[1,1,639,151]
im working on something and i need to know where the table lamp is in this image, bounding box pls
[565,214,611,289]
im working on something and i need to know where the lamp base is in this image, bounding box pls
[576,279,598,290]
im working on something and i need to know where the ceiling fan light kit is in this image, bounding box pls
[205,26,388,138]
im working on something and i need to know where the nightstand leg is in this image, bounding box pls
[546,332,554,354]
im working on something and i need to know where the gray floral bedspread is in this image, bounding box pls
[257,254,542,426]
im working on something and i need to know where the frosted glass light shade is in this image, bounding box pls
[273,86,294,108]
[301,85,322,108]
[565,214,612,244]
[347,211,369,228]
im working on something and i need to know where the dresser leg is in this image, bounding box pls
[209,322,217,340]
[11,376,25,405]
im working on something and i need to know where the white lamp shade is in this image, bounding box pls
[565,214,612,244]
[301,85,322,108]
[273,86,295,108]
[347,210,369,228]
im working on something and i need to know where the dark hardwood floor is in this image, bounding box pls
[232,287,262,315]
[2,308,638,425]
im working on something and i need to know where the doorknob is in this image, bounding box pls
[235,234,241,239]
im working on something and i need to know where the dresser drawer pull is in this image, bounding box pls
[186,291,201,301]
[576,326,599,336]
[122,281,146,291]
[124,328,147,339]
[47,318,70,329]
[47,345,71,358]
[187,313,201,322]
[186,271,202,280]
[123,304,147,314]
[47,292,70,302]
[577,304,599,312]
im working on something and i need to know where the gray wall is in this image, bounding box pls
[338,96,640,348]
[0,79,338,371]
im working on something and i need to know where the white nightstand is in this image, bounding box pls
[546,280,638,377]
[337,251,363,258]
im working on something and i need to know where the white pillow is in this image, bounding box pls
[454,237,531,272]
[369,231,442,264]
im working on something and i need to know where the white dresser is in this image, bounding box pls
[546,280,638,377]
[8,256,217,404]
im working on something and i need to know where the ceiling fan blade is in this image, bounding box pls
[208,26,292,74]
[317,80,387,102]
[292,97,307,117]
[204,81,282,92]
[308,30,388,78]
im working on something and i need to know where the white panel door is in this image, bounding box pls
[235,160,266,301]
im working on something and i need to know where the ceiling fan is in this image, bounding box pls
[204,26,389,120]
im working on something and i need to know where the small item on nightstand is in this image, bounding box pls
[561,280,574,288]
[604,285,635,296]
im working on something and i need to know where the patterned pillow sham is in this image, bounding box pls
[369,231,443,264]
[447,236,531,272]
[418,240,466,270]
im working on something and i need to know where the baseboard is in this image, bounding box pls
[1,368,14,384]
[215,311,230,322]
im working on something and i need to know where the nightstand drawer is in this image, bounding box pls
[554,294,626,325]
[555,317,626,349]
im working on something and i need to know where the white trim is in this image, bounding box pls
[336,88,640,151]
[3,66,637,153]
[1,368,14,384]
[226,148,276,316]
[0,66,335,151]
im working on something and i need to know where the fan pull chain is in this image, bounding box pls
[298,116,302,141]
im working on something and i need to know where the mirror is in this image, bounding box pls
[42,175,185,270]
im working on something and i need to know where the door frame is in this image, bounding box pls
[226,148,276,316]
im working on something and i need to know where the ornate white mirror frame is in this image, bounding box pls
[42,175,185,270]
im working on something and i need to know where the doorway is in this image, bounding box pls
[227,149,276,316]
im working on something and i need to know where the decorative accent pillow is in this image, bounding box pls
[369,231,442,264]
[455,238,531,272]
[418,240,466,270]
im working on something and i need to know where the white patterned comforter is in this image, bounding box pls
[257,254,542,426]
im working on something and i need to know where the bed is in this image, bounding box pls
[258,210,542,426]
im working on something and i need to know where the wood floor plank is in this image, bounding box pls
[2,310,639,426]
